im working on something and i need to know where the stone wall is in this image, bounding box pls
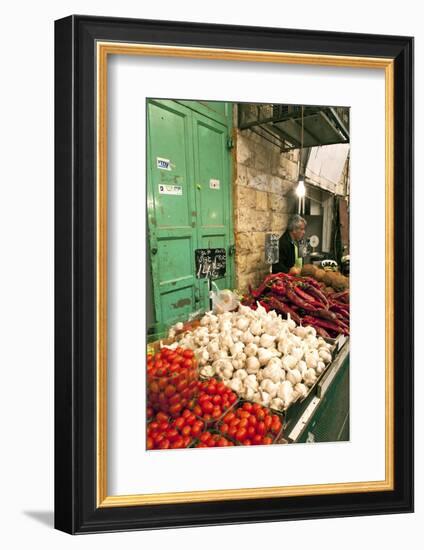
[234,128,299,293]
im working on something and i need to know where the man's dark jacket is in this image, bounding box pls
[271,230,295,274]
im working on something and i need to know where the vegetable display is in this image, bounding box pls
[218,401,282,445]
[175,303,334,411]
[147,347,198,416]
[243,272,349,338]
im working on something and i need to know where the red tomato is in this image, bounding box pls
[166,428,179,442]
[182,409,191,418]
[228,426,238,438]
[164,384,176,397]
[230,417,240,427]
[224,412,235,423]
[206,382,217,395]
[239,418,249,429]
[239,410,250,419]
[182,436,192,447]
[212,395,222,405]
[147,406,154,418]
[256,421,266,435]
[252,403,261,412]
[172,417,183,429]
[263,437,273,445]
[193,405,202,416]
[247,426,256,438]
[211,407,222,419]
[220,423,229,435]
[235,428,247,441]
[176,379,188,392]
[201,401,214,414]
[199,432,211,443]
[171,438,184,449]
[207,439,216,447]
[252,434,263,445]
[191,425,202,437]
[181,425,191,437]
[169,403,182,416]
[242,402,253,412]
[158,439,170,449]
[248,415,257,427]
[264,415,272,430]
[147,437,154,450]
[242,438,252,446]
[217,438,228,447]
[183,349,194,359]
[256,409,266,421]
[271,420,282,434]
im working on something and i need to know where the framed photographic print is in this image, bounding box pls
[54,15,414,534]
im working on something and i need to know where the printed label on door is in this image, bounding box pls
[156,157,171,170]
[158,184,183,196]
[209,179,220,190]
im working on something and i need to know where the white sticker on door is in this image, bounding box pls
[209,179,220,190]
[156,157,171,170]
[158,184,183,196]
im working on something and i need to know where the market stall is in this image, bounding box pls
[146,266,350,450]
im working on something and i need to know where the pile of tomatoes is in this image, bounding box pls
[147,347,198,416]
[147,409,205,450]
[218,402,283,445]
[190,379,238,423]
[192,431,235,448]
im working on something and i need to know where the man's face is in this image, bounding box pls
[292,223,306,241]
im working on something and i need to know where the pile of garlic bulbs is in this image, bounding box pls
[172,304,333,411]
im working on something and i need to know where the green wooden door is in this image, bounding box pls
[147,100,234,330]
[192,112,234,310]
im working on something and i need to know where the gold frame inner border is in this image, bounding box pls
[96,42,394,508]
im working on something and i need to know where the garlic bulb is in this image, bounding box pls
[244,343,258,357]
[282,354,297,371]
[286,368,302,385]
[246,356,260,374]
[260,333,275,348]
[270,397,284,411]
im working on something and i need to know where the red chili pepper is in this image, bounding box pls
[249,274,280,298]
[307,309,338,322]
[302,316,346,335]
[285,285,317,311]
[270,282,286,296]
[293,285,322,307]
[299,282,329,307]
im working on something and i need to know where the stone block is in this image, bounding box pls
[237,208,271,232]
[271,212,288,233]
[236,185,256,209]
[256,191,268,211]
[269,193,286,212]
[235,163,248,187]
[246,168,269,192]
[237,133,253,165]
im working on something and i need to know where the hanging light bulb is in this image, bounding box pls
[296,178,305,198]
[296,106,307,214]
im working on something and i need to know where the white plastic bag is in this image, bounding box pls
[210,282,239,314]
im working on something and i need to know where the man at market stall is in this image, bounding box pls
[272,214,307,275]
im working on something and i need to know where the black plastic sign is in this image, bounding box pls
[195,248,227,279]
[265,233,280,264]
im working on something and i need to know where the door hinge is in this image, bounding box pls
[227,136,234,150]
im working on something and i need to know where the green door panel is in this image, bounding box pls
[147,100,198,327]
[192,113,234,309]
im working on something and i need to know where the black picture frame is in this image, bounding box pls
[55,15,414,534]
